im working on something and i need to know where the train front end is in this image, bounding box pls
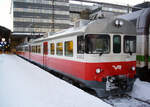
[83,18,136,96]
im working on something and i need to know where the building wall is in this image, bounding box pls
[13,0,133,36]
[13,0,70,34]
[69,2,132,24]
[90,3,132,19]
[69,3,92,25]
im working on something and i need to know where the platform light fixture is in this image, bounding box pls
[2,38,5,42]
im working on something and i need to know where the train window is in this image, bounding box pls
[31,46,34,52]
[34,46,36,53]
[32,46,36,53]
[65,41,73,57]
[113,35,121,53]
[37,45,41,53]
[77,36,84,54]
[124,36,136,53]
[25,47,28,52]
[50,43,55,55]
[85,34,110,54]
[36,46,37,53]
[56,42,63,56]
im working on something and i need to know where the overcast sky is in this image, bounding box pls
[0,0,149,31]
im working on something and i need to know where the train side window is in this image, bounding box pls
[31,46,34,53]
[33,46,36,53]
[25,47,28,52]
[65,41,73,57]
[36,46,37,53]
[50,43,55,55]
[77,36,84,54]
[113,35,121,53]
[36,46,38,53]
[37,45,41,53]
[56,42,63,56]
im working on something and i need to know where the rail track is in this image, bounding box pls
[101,94,150,107]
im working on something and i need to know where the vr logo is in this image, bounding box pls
[112,65,122,70]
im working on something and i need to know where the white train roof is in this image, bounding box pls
[31,17,136,44]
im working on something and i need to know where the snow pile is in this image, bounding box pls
[112,98,150,107]
[0,54,111,107]
[131,79,150,102]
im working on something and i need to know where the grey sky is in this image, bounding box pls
[0,0,148,31]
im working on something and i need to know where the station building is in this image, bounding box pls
[89,2,132,19]
[13,0,70,37]
[70,1,132,24]
[12,0,133,40]
[0,26,11,53]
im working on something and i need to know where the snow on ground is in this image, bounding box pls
[0,54,111,107]
[131,79,150,103]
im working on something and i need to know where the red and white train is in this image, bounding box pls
[16,18,136,97]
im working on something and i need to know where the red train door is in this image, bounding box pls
[43,42,48,66]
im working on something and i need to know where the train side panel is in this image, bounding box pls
[46,56,86,79]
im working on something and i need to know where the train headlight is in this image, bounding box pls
[131,66,136,71]
[96,68,102,74]
[120,20,124,26]
[115,19,124,27]
[115,20,119,25]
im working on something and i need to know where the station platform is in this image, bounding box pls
[0,54,111,107]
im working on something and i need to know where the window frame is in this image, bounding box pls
[56,42,63,56]
[124,35,136,53]
[85,34,110,54]
[77,35,85,54]
[50,43,55,55]
[65,40,73,57]
[113,35,121,53]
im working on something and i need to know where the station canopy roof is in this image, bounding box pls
[0,26,11,39]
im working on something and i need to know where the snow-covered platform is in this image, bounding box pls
[0,54,111,107]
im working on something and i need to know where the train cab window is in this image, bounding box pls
[77,36,84,54]
[85,34,110,54]
[56,42,63,56]
[113,35,121,53]
[65,41,73,57]
[124,36,136,53]
[50,43,55,55]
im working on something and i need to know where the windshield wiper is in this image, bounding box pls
[128,51,133,56]
[128,45,133,55]
[99,52,103,56]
